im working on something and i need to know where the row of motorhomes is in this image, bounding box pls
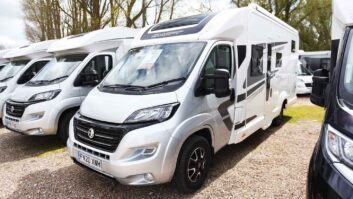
[1,4,300,192]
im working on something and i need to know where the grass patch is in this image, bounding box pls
[284,105,325,123]
[37,147,67,158]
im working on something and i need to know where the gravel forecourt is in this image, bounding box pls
[0,96,321,199]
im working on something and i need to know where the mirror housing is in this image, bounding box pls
[75,73,99,86]
[310,69,329,107]
[214,69,231,98]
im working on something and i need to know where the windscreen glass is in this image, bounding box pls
[0,60,29,82]
[339,29,353,108]
[30,54,87,84]
[101,42,205,90]
[297,64,312,76]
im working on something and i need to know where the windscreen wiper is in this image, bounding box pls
[103,84,146,91]
[27,80,51,85]
[49,75,69,83]
[145,77,187,89]
[0,76,14,82]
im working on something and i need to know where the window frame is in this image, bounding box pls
[17,60,50,85]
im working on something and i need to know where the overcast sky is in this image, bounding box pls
[0,0,234,48]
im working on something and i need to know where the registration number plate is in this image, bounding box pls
[6,119,18,130]
[77,151,102,171]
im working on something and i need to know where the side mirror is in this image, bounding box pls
[310,69,329,107]
[77,73,99,86]
[214,69,231,98]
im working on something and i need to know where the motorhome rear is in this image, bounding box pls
[68,4,298,192]
[0,41,55,118]
[299,50,331,73]
[3,27,138,141]
[307,0,353,198]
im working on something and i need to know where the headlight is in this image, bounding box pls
[0,86,6,93]
[326,124,353,166]
[124,103,179,123]
[29,90,61,102]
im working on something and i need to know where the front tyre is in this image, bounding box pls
[173,135,212,193]
[57,109,77,142]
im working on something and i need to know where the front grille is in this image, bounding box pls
[305,83,312,87]
[5,101,29,118]
[74,116,129,153]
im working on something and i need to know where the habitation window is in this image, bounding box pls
[276,53,282,68]
[250,45,264,76]
[291,40,296,53]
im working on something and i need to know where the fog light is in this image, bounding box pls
[144,173,154,182]
[27,128,44,135]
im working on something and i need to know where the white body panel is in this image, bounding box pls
[67,4,298,185]
[3,27,138,135]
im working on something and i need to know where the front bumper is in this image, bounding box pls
[307,141,353,199]
[296,86,312,94]
[2,100,59,135]
[67,118,180,185]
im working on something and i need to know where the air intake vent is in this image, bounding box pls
[151,14,209,31]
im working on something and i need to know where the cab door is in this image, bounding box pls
[75,53,114,98]
[199,42,236,144]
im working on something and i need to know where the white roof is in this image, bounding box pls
[4,40,55,60]
[48,27,140,54]
[299,51,331,57]
[0,49,10,64]
[333,0,353,39]
[133,3,298,47]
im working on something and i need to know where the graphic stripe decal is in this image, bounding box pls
[247,80,265,96]
[237,93,246,102]
[234,115,257,131]
[217,100,233,131]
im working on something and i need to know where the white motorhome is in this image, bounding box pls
[299,50,331,73]
[67,4,298,192]
[0,41,55,118]
[3,27,138,141]
[296,61,313,94]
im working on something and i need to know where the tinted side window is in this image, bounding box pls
[276,53,282,68]
[79,55,113,85]
[203,45,232,88]
[251,45,264,76]
[17,61,48,84]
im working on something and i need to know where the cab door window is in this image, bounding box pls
[17,60,49,84]
[76,55,113,86]
[203,45,232,90]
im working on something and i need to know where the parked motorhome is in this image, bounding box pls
[3,27,138,141]
[0,41,55,119]
[299,50,331,73]
[307,0,353,198]
[296,61,313,94]
[67,4,299,192]
[0,49,10,70]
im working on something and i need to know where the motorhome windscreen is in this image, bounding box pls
[339,29,353,109]
[0,60,29,82]
[298,64,312,76]
[29,54,87,85]
[101,42,205,92]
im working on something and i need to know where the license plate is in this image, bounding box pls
[6,119,18,130]
[77,151,102,171]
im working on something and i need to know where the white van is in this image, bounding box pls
[296,61,313,94]
[68,4,298,192]
[3,27,138,141]
[0,41,55,119]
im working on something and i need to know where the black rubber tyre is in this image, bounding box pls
[173,135,212,193]
[272,105,284,127]
[57,109,77,142]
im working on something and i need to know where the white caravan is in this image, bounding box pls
[296,61,313,94]
[299,50,331,73]
[3,27,138,141]
[0,41,55,118]
[67,4,298,192]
